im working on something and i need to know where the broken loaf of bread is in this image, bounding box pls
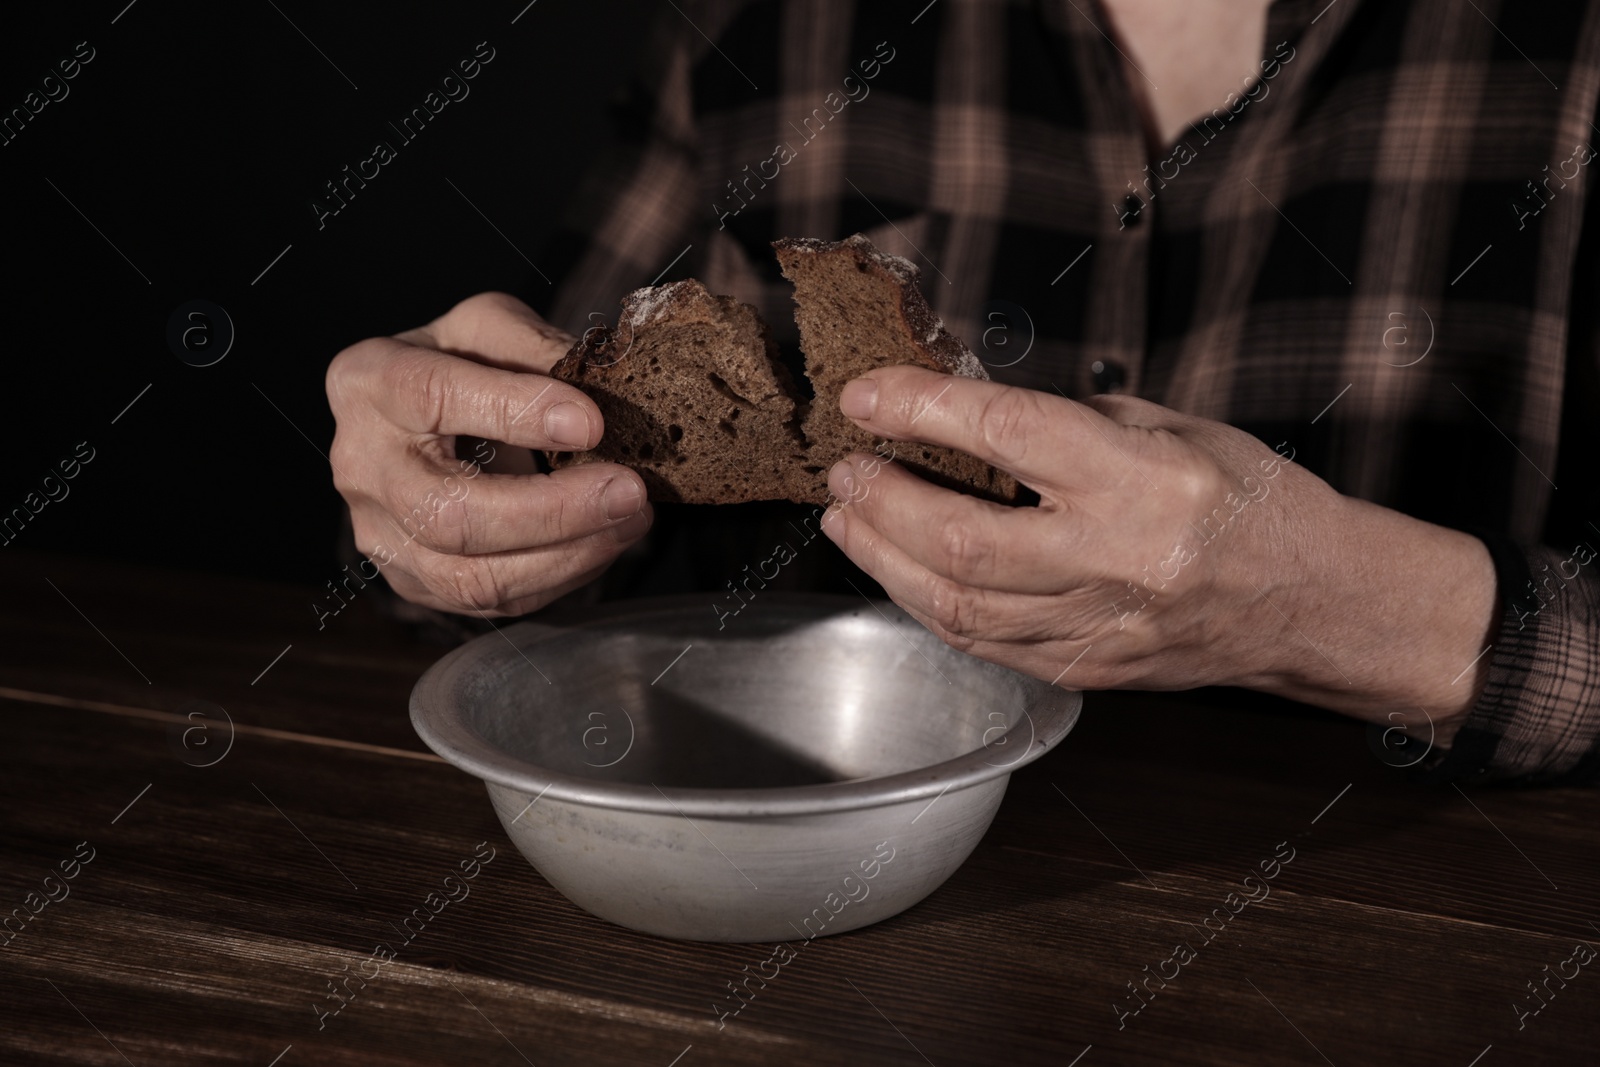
[546,234,1022,507]
[546,279,808,504]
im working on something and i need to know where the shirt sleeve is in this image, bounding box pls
[1423,537,1600,786]
[1419,90,1600,787]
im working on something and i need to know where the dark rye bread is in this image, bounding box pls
[772,235,1021,505]
[544,279,804,504]
[546,235,1022,507]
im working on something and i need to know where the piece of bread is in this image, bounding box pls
[772,235,1020,505]
[545,279,804,504]
[546,234,1021,507]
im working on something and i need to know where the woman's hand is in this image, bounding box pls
[325,292,650,616]
[820,366,1499,746]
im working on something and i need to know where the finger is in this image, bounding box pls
[357,338,603,451]
[886,597,1108,691]
[399,291,576,374]
[817,498,1115,687]
[818,500,1059,647]
[355,460,648,556]
[827,453,1087,594]
[837,366,1130,496]
[362,511,653,618]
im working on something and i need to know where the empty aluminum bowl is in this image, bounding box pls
[410,593,1081,942]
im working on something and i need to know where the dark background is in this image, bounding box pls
[2,0,653,583]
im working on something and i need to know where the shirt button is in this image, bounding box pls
[1120,193,1144,228]
[1091,359,1127,393]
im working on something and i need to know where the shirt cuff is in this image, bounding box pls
[1417,532,1600,786]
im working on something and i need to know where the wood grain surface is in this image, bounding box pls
[1,549,1596,1066]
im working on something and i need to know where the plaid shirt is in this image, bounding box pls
[533,0,1600,785]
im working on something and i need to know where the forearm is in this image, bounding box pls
[1230,489,1500,747]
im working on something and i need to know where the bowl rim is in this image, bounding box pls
[409,593,1082,817]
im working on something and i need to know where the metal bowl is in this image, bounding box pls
[410,593,1081,942]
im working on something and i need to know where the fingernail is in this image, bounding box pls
[839,379,878,420]
[610,509,650,544]
[545,402,591,449]
[827,460,856,503]
[603,476,643,520]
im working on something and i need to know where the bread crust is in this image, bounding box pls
[547,237,1023,508]
[773,234,1022,506]
[547,279,804,504]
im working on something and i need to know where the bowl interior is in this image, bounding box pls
[456,602,1043,790]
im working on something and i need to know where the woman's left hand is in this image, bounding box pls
[820,366,1499,746]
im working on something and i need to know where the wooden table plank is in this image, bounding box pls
[1,550,1597,1065]
[0,549,440,754]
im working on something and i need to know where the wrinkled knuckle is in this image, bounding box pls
[325,350,354,409]
[421,495,474,555]
[914,604,976,652]
[548,480,579,540]
[448,291,493,318]
[976,389,1037,469]
[451,290,517,321]
[382,486,421,538]
[327,436,362,498]
[326,340,382,414]
[385,352,451,432]
[925,577,979,637]
[940,520,994,586]
[1170,453,1226,518]
[937,621,978,653]
[516,475,568,544]
[530,479,573,544]
[385,493,438,553]
[442,291,529,350]
[437,559,510,614]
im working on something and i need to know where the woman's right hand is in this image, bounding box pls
[326,291,651,616]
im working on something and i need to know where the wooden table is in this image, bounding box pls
[2,549,1596,1066]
